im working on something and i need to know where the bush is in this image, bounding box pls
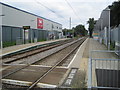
[110,41,115,50]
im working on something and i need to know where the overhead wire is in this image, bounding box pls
[34,0,66,19]
[64,0,81,21]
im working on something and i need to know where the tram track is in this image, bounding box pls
[3,39,74,64]
[34,38,84,66]
[2,37,86,89]
[2,38,83,78]
[27,38,85,90]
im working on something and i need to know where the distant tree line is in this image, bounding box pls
[62,24,88,37]
[109,1,120,27]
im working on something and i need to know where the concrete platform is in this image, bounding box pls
[67,38,89,68]
[67,38,118,69]
[65,38,119,88]
[1,38,68,56]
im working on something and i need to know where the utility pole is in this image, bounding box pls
[108,8,110,50]
[103,8,111,50]
[69,17,71,29]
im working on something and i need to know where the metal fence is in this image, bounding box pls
[2,26,62,45]
[99,25,120,56]
[88,50,120,89]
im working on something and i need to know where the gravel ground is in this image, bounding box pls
[2,39,73,64]
[3,39,76,65]
[34,39,85,66]
[58,49,78,67]
[2,38,85,90]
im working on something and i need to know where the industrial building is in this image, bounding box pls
[0,2,62,45]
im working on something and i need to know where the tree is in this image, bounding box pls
[62,24,88,38]
[87,18,96,38]
[62,28,74,37]
[62,28,67,36]
[109,1,120,27]
[74,24,87,36]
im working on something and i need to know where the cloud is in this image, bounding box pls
[1,0,116,29]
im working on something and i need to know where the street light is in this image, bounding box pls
[108,8,111,50]
[103,8,110,50]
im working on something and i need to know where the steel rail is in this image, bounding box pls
[2,38,84,78]
[2,39,72,59]
[3,39,73,64]
[4,44,63,64]
[27,38,85,90]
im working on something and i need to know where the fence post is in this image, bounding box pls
[88,51,92,89]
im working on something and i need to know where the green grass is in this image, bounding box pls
[3,41,16,48]
[37,39,46,42]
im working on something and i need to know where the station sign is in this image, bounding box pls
[23,26,30,30]
[37,18,43,29]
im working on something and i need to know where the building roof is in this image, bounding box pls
[0,2,62,25]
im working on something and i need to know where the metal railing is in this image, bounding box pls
[88,50,120,89]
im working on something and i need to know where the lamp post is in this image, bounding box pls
[108,8,110,50]
[103,8,110,50]
[107,9,111,50]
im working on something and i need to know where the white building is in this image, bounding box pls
[0,2,62,44]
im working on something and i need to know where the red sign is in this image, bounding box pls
[37,18,43,29]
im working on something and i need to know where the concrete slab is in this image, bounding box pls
[40,68,67,85]
[2,65,26,76]
[2,65,68,87]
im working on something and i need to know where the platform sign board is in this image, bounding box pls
[37,18,43,29]
[23,26,30,30]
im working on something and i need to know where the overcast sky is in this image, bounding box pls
[1,0,117,29]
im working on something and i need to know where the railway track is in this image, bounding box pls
[34,38,84,66]
[27,38,85,90]
[2,37,86,89]
[2,39,74,64]
[2,39,70,59]
[2,38,81,78]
